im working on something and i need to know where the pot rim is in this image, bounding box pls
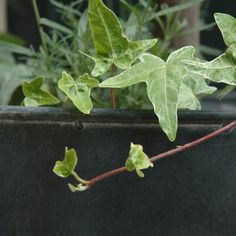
[0,105,236,125]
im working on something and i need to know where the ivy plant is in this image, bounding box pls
[52,0,236,192]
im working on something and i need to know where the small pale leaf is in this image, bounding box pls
[68,183,89,192]
[22,77,60,107]
[125,143,153,178]
[58,71,99,114]
[53,147,78,178]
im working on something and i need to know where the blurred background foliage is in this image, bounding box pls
[0,0,235,108]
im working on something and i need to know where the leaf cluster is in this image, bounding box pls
[50,1,236,191]
[0,0,213,109]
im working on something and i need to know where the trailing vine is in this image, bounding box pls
[48,0,236,191]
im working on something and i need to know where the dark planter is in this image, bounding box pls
[0,106,236,235]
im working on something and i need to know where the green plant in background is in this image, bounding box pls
[51,0,236,191]
[0,0,214,108]
[0,0,94,106]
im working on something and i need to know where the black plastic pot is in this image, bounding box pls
[0,106,236,235]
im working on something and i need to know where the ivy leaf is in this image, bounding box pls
[178,83,201,110]
[183,54,236,85]
[214,13,236,58]
[183,73,216,96]
[100,46,196,141]
[125,143,153,178]
[87,0,157,76]
[184,14,236,87]
[22,77,60,107]
[58,71,99,114]
[178,74,216,110]
[53,147,78,178]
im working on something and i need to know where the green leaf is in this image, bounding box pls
[100,46,196,141]
[178,73,216,110]
[149,0,203,20]
[58,71,99,114]
[39,18,73,35]
[184,54,236,85]
[22,77,60,107]
[0,63,33,105]
[214,13,236,59]
[0,40,33,56]
[125,143,153,178]
[53,147,78,178]
[214,13,236,47]
[218,85,235,99]
[183,74,217,96]
[184,14,236,86]
[227,43,236,60]
[87,0,157,76]
[178,83,201,110]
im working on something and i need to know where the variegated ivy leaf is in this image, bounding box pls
[178,83,201,110]
[184,13,236,87]
[178,73,217,110]
[183,53,236,85]
[125,143,153,178]
[86,0,157,76]
[100,46,198,141]
[214,13,236,59]
[53,148,78,178]
[183,73,216,96]
[58,72,99,114]
[22,77,60,107]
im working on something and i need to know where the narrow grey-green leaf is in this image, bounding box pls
[40,18,73,35]
[58,71,99,114]
[218,85,235,99]
[87,0,157,76]
[150,0,203,20]
[100,46,195,141]
[0,40,33,56]
[0,63,33,105]
[125,143,153,178]
[53,147,78,178]
[22,77,60,107]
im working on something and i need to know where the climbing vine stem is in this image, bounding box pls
[109,64,117,109]
[84,121,236,188]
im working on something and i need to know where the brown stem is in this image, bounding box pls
[110,64,116,109]
[87,121,236,187]
[109,89,116,109]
